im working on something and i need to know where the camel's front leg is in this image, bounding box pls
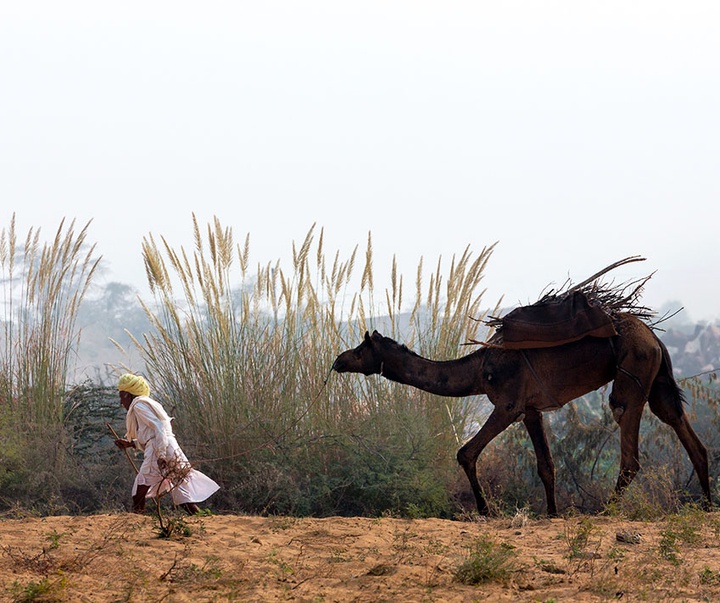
[523,408,557,516]
[457,407,516,515]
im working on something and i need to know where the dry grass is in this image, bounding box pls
[123,217,499,515]
[0,213,99,426]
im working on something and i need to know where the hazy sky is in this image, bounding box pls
[3,2,719,321]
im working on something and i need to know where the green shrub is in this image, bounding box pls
[455,537,518,584]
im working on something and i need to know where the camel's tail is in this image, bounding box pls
[648,334,686,420]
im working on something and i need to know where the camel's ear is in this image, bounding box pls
[371,330,382,339]
[364,331,371,342]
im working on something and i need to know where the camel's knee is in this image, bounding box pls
[456,445,473,469]
[609,393,625,424]
[456,445,466,466]
[536,458,555,483]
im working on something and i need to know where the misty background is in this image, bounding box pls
[2,2,719,329]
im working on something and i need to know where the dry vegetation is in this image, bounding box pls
[4,510,720,602]
[2,216,720,602]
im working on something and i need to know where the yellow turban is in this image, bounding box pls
[118,373,150,397]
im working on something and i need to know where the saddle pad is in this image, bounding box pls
[499,291,618,349]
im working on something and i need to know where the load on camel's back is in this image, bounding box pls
[333,256,711,516]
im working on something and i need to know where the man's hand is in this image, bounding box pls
[114,438,134,450]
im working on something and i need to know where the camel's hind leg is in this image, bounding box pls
[608,349,660,500]
[607,316,673,502]
[610,387,646,499]
[648,379,712,508]
[523,408,557,516]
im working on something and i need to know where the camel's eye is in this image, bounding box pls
[486,373,492,382]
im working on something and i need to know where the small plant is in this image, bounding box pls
[2,545,56,574]
[654,506,707,567]
[266,547,295,578]
[658,529,681,565]
[563,517,598,559]
[160,554,224,583]
[509,506,531,528]
[454,537,518,585]
[604,466,684,521]
[329,547,350,563]
[9,573,68,603]
[154,513,193,539]
[269,516,297,532]
[667,505,703,544]
[699,566,720,585]
[606,545,626,563]
[424,538,449,555]
[44,530,66,551]
[404,503,426,519]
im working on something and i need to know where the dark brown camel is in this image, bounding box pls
[332,313,711,515]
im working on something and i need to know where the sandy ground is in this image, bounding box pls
[2,511,720,602]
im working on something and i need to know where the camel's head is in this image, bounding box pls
[332,330,388,376]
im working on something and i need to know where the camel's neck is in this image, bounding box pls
[378,346,487,397]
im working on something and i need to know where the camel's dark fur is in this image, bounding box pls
[333,313,710,515]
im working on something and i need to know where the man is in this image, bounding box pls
[113,373,220,514]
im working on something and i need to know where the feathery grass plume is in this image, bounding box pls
[0,215,99,426]
[129,217,498,516]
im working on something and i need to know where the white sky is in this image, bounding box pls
[2,1,719,321]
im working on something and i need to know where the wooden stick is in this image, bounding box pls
[107,423,166,523]
[567,256,646,293]
[107,422,139,475]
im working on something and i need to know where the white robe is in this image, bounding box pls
[125,396,220,505]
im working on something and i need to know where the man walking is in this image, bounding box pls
[113,373,220,514]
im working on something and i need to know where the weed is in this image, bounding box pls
[267,547,294,576]
[658,530,681,565]
[269,516,297,532]
[699,567,720,585]
[137,219,492,517]
[329,547,350,563]
[2,545,56,574]
[509,506,531,528]
[44,530,66,551]
[655,507,706,566]
[391,526,419,563]
[154,514,193,539]
[606,546,626,563]
[563,517,598,559]
[404,503,426,519]
[160,554,225,584]
[667,505,703,544]
[454,537,517,585]
[424,538,449,555]
[9,573,68,603]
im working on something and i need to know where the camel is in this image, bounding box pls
[332,312,711,515]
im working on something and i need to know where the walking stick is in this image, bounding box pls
[107,422,139,474]
[108,422,172,529]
